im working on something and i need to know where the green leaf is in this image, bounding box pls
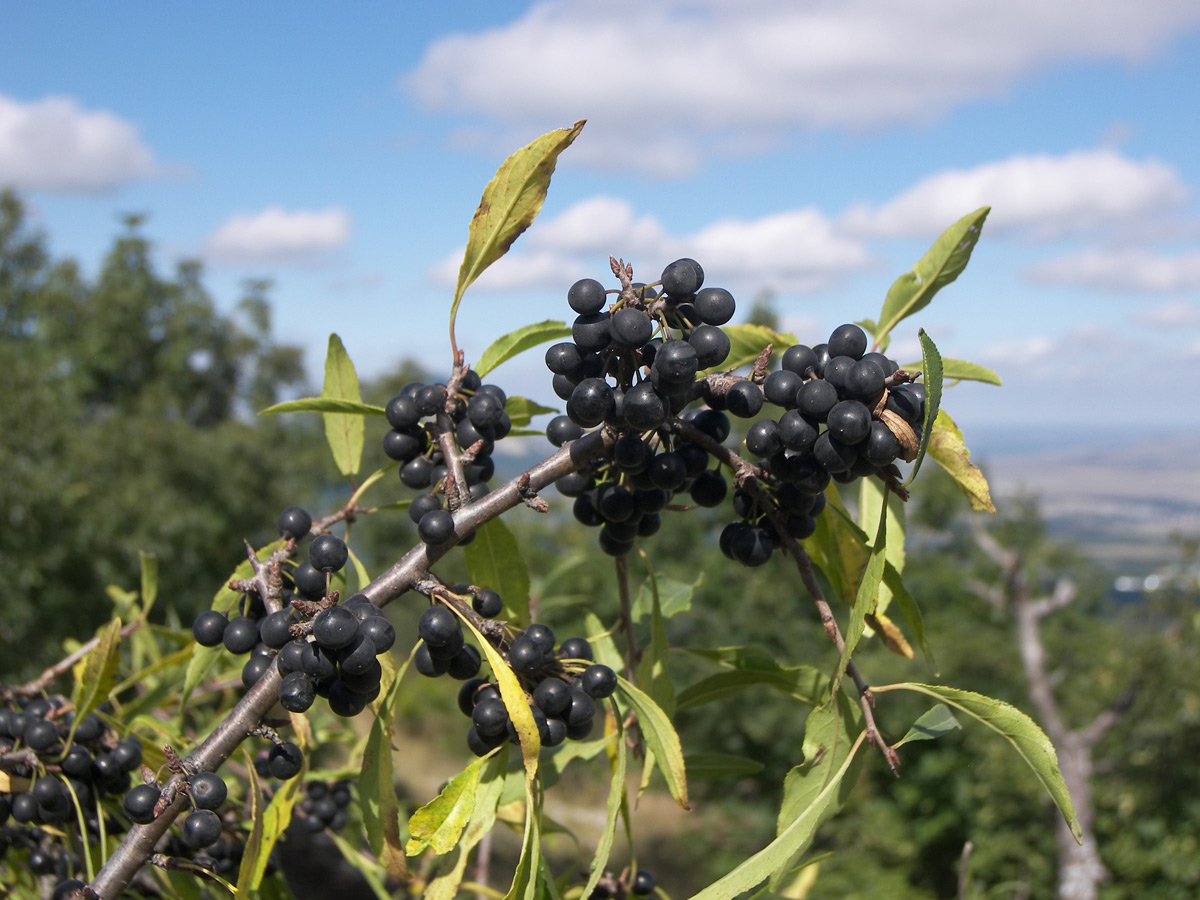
[321,333,365,478]
[720,324,799,372]
[927,409,996,512]
[242,756,303,889]
[457,615,541,778]
[895,704,961,747]
[346,546,371,595]
[616,675,688,809]
[876,683,1082,842]
[583,611,624,674]
[858,478,905,620]
[236,749,266,896]
[139,551,157,617]
[504,396,558,429]
[688,729,868,900]
[503,775,543,900]
[465,518,532,624]
[875,207,989,342]
[258,397,386,417]
[180,643,223,710]
[451,121,586,346]
[805,486,868,608]
[360,648,413,881]
[70,618,121,729]
[901,357,1001,386]
[635,561,676,717]
[579,711,627,900]
[904,329,942,485]
[769,695,865,891]
[407,756,487,856]
[676,666,826,712]
[424,751,509,900]
[474,321,573,377]
[685,753,765,779]
[630,573,700,622]
[831,501,886,697]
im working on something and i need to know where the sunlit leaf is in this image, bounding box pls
[407,756,487,856]
[616,675,688,809]
[139,551,158,617]
[720,324,799,372]
[451,121,586,346]
[236,749,266,895]
[875,207,989,342]
[360,647,413,881]
[70,618,121,729]
[875,682,1082,841]
[258,398,385,416]
[927,409,996,512]
[475,321,573,376]
[901,357,1001,386]
[832,500,887,696]
[903,329,943,485]
[579,710,626,900]
[320,334,365,477]
[504,396,558,429]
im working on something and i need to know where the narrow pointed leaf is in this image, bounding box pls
[895,704,961,747]
[864,612,913,659]
[578,711,626,900]
[451,121,586,341]
[465,518,531,624]
[927,409,996,512]
[884,562,935,670]
[876,207,989,342]
[235,749,266,895]
[876,682,1082,841]
[720,324,799,372]
[901,357,1001,386]
[424,751,509,900]
[904,329,942,485]
[321,333,365,477]
[635,562,675,716]
[832,500,887,696]
[616,675,688,809]
[258,397,385,416]
[70,618,122,726]
[676,666,826,711]
[406,756,487,856]
[504,396,558,428]
[687,731,867,900]
[360,648,413,881]
[139,551,158,617]
[685,753,765,779]
[457,614,541,776]
[474,321,573,376]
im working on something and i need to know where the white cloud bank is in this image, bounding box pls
[203,207,351,266]
[841,150,1189,238]
[402,0,1200,175]
[1024,248,1200,293]
[0,94,166,192]
[428,195,873,293]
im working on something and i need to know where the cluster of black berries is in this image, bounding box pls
[0,698,144,893]
[191,507,396,719]
[412,599,484,681]
[713,323,922,566]
[296,778,355,833]
[383,376,511,545]
[542,260,922,567]
[0,700,142,827]
[457,629,617,757]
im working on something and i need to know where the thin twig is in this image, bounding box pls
[614,555,638,682]
[5,619,145,699]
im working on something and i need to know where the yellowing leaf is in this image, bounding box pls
[406,756,486,856]
[927,410,995,512]
[864,612,913,659]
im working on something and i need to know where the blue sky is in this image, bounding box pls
[4,1,1199,439]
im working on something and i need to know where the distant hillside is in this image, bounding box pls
[972,428,1200,577]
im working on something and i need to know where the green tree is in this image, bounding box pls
[0,191,325,674]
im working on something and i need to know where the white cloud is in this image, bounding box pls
[0,94,166,192]
[977,325,1142,380]
[841,150,1189,238]
[428,196,872,293]
[1133,299,1200,328]
[203,207,351,266]
[402,0,1200,175]
[1024,248,1200,293]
